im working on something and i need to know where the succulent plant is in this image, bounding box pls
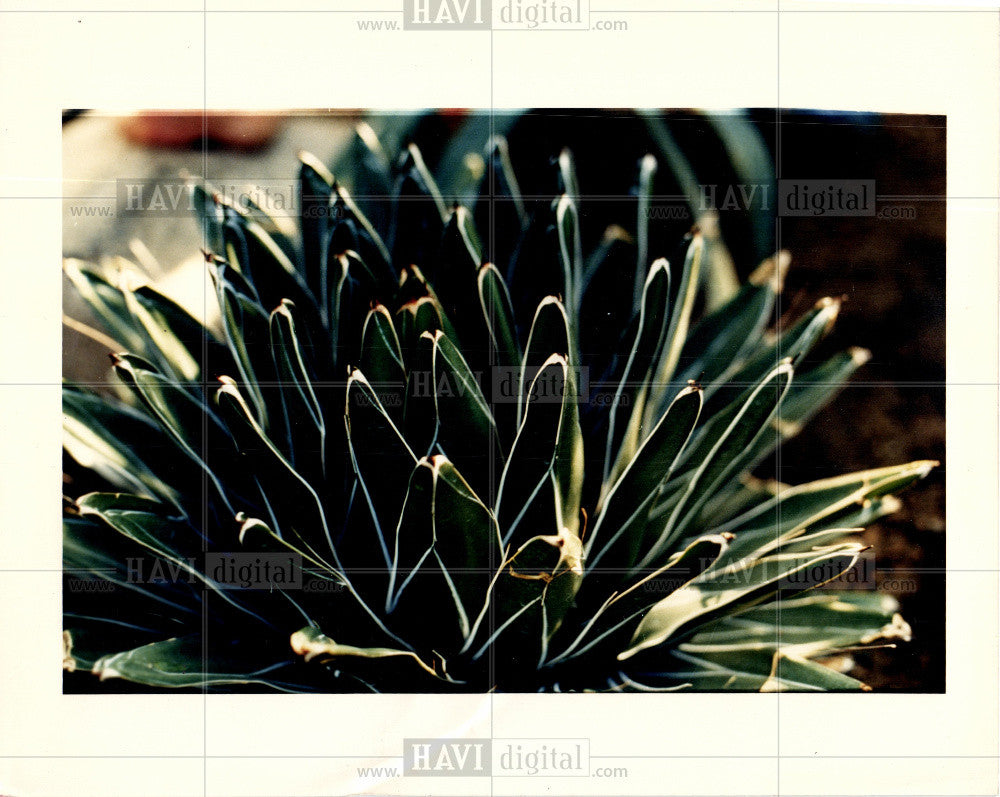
[62,111,933,692]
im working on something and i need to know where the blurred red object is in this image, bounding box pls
[119,111,282,149]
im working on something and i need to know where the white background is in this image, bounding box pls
[0,1,997,795]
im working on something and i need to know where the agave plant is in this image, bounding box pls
[62,111,933,692]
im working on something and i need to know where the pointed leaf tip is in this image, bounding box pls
[749,250,792,293]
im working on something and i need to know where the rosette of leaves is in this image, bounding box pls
[62,112,932,692]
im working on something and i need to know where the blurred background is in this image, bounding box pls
[63,108,945,691]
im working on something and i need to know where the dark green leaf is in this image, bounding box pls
[63,388,184,508]
[111,354,233,516]
[426,330,502,498]
[463,527,583,678]
[477,262,521,368]
[675,251,787,386]
[391,143,447,268]
[76,492,265,623]
[705,295,841,411]
[291,626,455,689]
[91,636,302,691]
[270,300,326,479]
[587,384,702,573]
[713,460,936,562]
[209,256,274,429]
[621,542,865,659]
[517,296,573,425]
[474,135,527,269]
[359,304,406,401]
[327,249,378,377]
[646,233,704,420]
[496,354,583,549]
[345,369,418,569]
[550,533,729,666]
[388,456,502,651]
[554,194,582,317]
[641,361,793,566]
[632,153,657,307]
[215,377,339,570]
[602,258,672,488]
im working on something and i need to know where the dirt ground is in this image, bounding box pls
[768,112,946,691]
